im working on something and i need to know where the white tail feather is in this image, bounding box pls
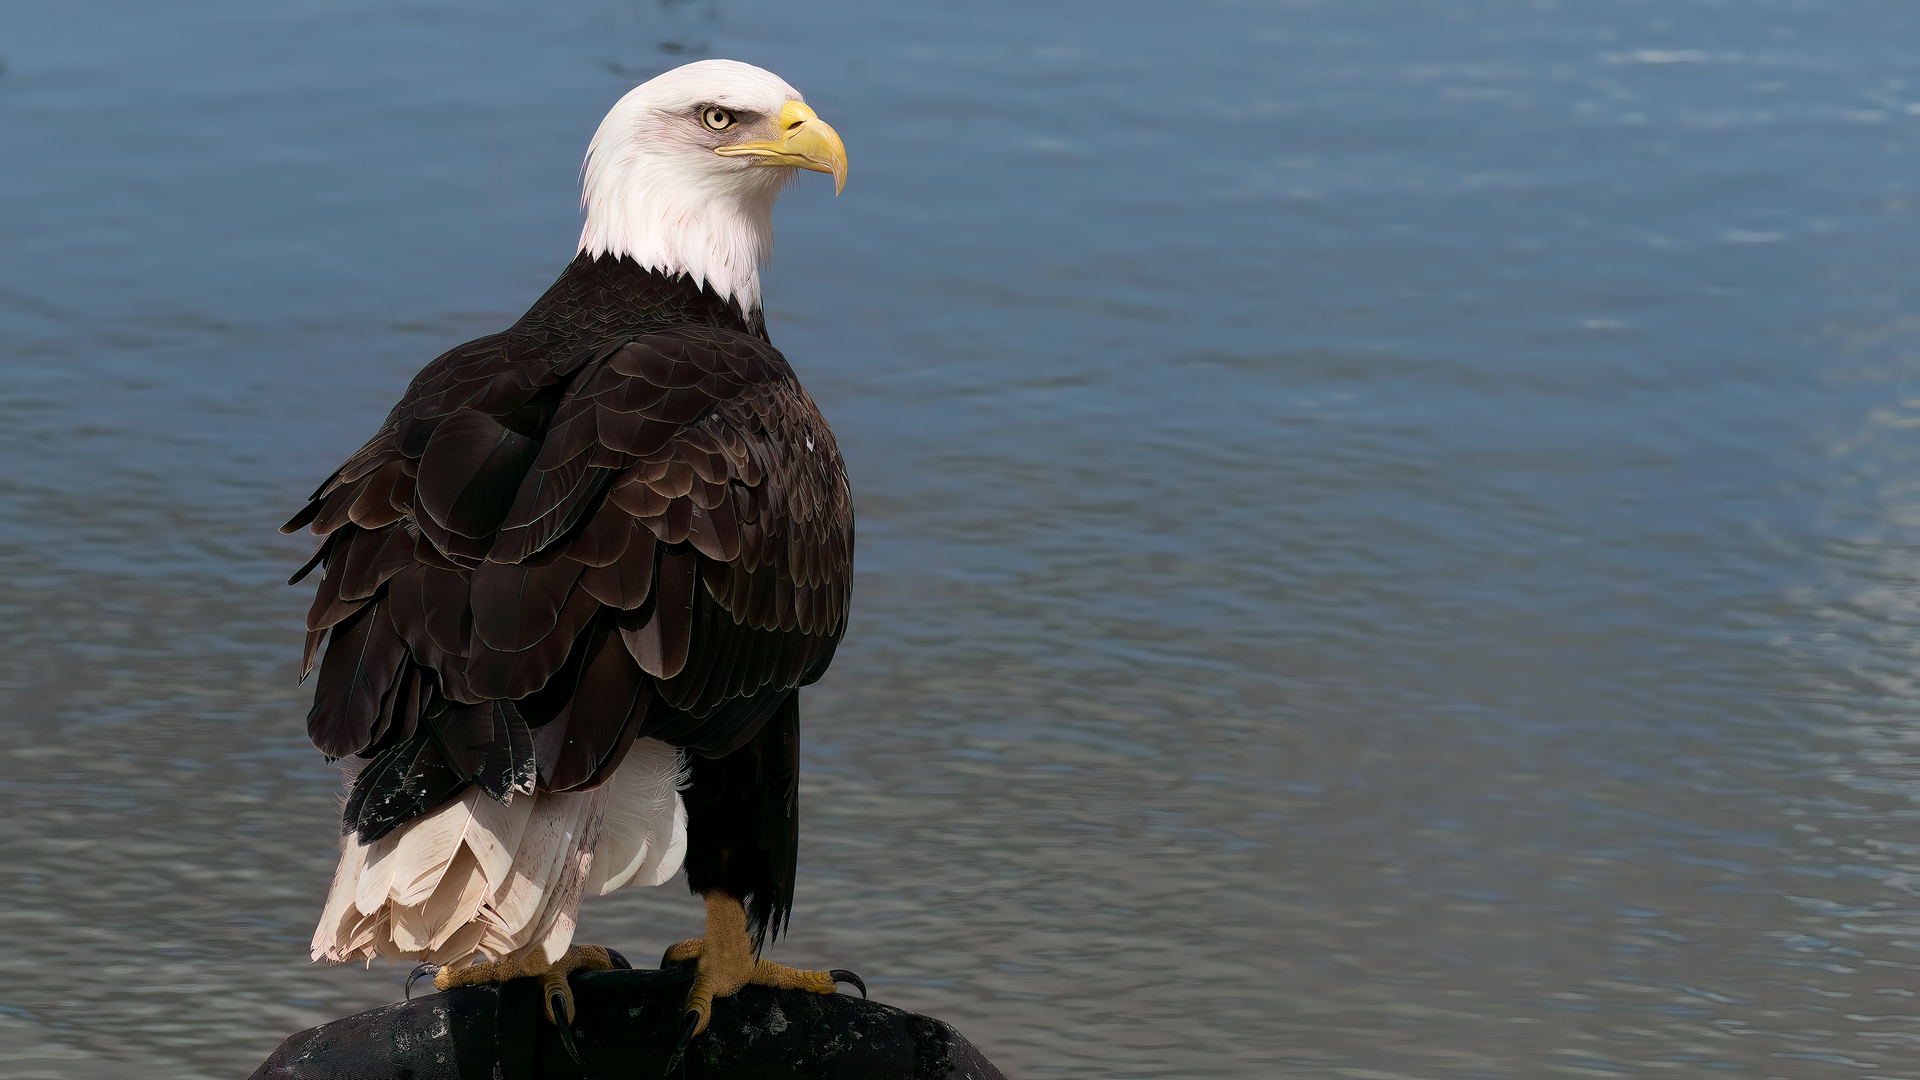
[392,845,489,953]
[464,782,535,889]
[387,788,483,907]
[589,740,689,894]
[487,794,577,942]
[351,831,402,917]
[428,919,488,968]
[523,786,609,966]
[311,740,687,967]
[310,826,369,958]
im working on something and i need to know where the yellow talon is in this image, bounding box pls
[673,892,862,1046]
[661,937,705,964]
[430,943,615,1025]
[751,958,841,993]
[683,981,715,1040]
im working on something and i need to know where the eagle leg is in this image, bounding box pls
[667,890,866,1048]
[431,943,625,1063]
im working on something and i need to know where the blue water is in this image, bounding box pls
[8,1,1920,1076]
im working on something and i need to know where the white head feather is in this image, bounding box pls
[578,60,810,314]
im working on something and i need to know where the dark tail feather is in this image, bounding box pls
[341,692,535,843]
[342,730,468,843]
[423,700,537,804]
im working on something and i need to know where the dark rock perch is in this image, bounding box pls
[249,965,1008,1080]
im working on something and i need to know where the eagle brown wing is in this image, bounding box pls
[286,325,852,841]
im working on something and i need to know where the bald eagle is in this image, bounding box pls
[285,60,859,1055]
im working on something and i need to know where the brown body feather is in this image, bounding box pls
[290,254,851,943]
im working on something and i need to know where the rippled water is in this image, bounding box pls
[7,1,1920,1077]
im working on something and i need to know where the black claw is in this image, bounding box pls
[551,992,582,1064]
[606,948,631,970]
[829,969,867,999]
[404,963,438,1001]
[676,1010,700,1051]
[660,947,679,969]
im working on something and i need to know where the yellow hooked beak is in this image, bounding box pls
[714,100,848,195]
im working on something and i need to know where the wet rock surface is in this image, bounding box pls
[248,965,1007,1080]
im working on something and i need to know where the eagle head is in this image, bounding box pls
[577,59,849,314]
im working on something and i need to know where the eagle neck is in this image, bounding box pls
[575,156,781,317]
[514,255,768,349]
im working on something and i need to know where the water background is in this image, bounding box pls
[7,1,1920,1076]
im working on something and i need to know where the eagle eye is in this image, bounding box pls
[701,107,737,132]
